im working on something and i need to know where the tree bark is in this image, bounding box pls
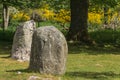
[67,0,91,43]
[3,3,9,31]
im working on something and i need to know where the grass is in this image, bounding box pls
[0,42,120,80]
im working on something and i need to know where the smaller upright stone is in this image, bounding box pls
[11,20,36,61]
[29,26,68,75]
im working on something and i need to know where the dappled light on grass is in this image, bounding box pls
[65,54,120,80]
[0,41,120,80]
[68,42,120,55]
[65,43,120,80]
[65,71,120,80]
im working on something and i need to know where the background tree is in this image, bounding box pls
[67,0,92,44]
[1,0,10,30]
[0,0,32,30]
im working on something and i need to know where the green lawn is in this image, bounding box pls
[0,42,120,80]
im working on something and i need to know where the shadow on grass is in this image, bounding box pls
[0,55,11,58]
[1,40,120,55]
[65,71,120,80]
[68,43,120,55]
[6,68,33,73]
[0,41,12,55]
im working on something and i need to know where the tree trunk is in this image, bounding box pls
[103,6,109,29]
[67,0,91,43]
[3,3,9,31]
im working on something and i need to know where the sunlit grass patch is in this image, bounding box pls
[0,42,120,80]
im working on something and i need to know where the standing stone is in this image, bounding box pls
[29,26,68,75]
[11,20,36,61]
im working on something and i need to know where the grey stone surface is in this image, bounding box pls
[29,26,68,75]
[28,76,40,80]
[11,20,36,61]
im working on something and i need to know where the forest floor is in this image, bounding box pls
[0,41,120,80]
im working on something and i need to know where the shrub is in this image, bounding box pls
[0,29,15,42]
[12,12,30,21]
[90,29,120,44]
[88,12,102,24]
[54,9,70,23]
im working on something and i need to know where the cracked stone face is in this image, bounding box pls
[11,20,36,61]
[29,26,68,75]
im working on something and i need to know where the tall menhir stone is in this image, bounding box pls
[29,26,68,75]
[12,20,36,61]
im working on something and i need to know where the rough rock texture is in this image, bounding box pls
[29,26,68,75]
[11,20,36,61]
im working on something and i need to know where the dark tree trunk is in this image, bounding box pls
[2,3,9,31]
[67,0,92,43]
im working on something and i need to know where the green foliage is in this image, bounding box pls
[0,21,69,42]
[1,0,120,44]
[0,0,36,10]
[90,29,120,44]
[37,21,69,36]
[48,0,70,11]
[0,29,14,42]
[1,20,120,45]
[0,21,18,42]
[90,0,120,8]
[116,37,120,45]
